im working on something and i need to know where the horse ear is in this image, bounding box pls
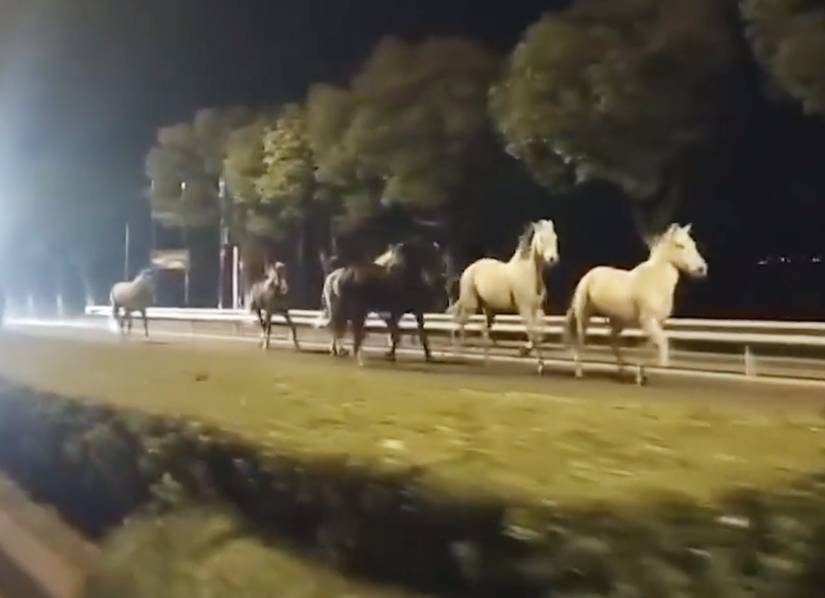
[683,223,692,234]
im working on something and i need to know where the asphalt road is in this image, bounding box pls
[5,317,825,415]
[8,315,825,387]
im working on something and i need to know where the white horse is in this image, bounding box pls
[110,268,156,337]
[315,245,401,356]
[451,219,560,374]
[564,223,707,382]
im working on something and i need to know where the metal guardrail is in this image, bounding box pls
[86,305,825,343]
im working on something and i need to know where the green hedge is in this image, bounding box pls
[1,383,825,597]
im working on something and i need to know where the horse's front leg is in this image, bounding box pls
[519,305,545,375]
[255,308,266,348]
[264,310,274,350]
[141,308,149,338]
[283,309,300,351]
[385,315,401,362]
[126,312,133,336]
[414,311,432,362]
[640,316,668,384]
[518,307,545,356]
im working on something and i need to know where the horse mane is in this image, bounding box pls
[647,223,680,255]
[516,223,536,258]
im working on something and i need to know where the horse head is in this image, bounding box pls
[265,262,290,296]
[653,223,708,278]
[392,239,445,291]
[136,268,157,287]
[519,220,559,266]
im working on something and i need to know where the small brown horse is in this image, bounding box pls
[331,239,444,365]
[248,262,299,350]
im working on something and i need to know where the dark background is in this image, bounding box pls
[0,0,823,318]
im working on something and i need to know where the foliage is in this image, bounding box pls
[306,36,501,231]
[252,104,316,238]
[742,0,825,116]
[491,0,741,231]
[146,107,253,228]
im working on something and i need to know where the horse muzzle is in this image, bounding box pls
[692,264,708,278]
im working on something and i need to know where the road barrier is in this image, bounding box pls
[86,306,825,380]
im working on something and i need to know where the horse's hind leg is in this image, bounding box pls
[141,308,149,338]
[352,311,368,366]
[283,310,300,350]
[126,312,133,335]
[329,303,348,357]
[415,311,432,362]
[254,308,266,349]
[609,322,625,377]
[573,310,590,379]
[481,309,495,365]
[385,316,401,362]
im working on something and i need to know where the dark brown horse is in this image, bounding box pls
[248,262,299,351]
[330,239,444,365]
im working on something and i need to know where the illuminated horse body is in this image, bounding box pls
[564,223,708,382]
[110,268,156,337]
[248,262,299,351]
[451,220,560,374]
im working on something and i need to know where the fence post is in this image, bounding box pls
[744,345,756,377]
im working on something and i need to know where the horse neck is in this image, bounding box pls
[641,253,681,295]
[508,245,543,281]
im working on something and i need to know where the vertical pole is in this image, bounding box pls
[184,269,190,307]
[744,345,756,377]
[232,245,240,310]
[123,221,131,280]
[217,176,227,309]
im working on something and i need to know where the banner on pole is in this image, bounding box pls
[151,249,190,271]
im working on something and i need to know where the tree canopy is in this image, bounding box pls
[742,0,825,117]
[146,107,253,228]
[306,36,501,231]
[490,0,741,233]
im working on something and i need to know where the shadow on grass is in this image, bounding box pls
[0,381,824,597]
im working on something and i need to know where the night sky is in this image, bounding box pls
[1,0,823,317]
[2,1,562,187]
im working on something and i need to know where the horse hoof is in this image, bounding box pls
[537,363,544,375]
[518,346,531,357]
[574,369,583,379]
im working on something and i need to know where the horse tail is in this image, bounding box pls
[449,266,478,321]
[564,271,592,348]
[110,288,119,321]
[314,272,335,328]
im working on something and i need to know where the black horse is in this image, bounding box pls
[330,239,444,365]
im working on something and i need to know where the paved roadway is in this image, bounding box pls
[5,317,825,409]
[7,315,825,388]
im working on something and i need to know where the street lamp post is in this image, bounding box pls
[218,176,228,309]
[123,220,131,280]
